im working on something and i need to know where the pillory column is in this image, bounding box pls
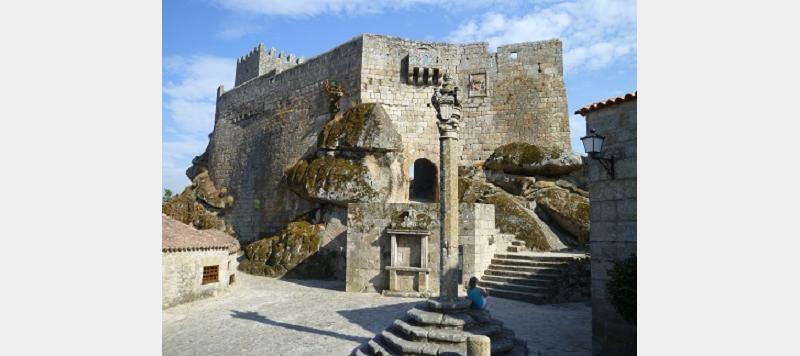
[432,74,462,302]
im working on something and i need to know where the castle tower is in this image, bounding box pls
[234,43,305,86]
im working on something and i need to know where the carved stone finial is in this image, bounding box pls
[431,73,462,137]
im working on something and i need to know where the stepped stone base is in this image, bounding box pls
[353,298,528,356]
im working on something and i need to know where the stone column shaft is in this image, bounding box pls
[439,132,460,301]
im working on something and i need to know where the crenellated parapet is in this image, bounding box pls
[234,43,305,86]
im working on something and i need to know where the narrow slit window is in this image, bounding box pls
[202,265,219,285]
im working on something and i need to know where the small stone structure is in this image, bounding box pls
[162,214,241,308]
[383,207,434,297]
[576,92,637,355]
[346,203,505,295]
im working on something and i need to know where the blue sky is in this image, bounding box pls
[163,0,637,193]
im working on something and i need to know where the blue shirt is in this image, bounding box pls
[467,288,485,309]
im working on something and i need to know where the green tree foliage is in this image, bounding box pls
[607,254,636,324]
[162,189,174,206]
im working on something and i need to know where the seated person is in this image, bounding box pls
[466,276,488,310]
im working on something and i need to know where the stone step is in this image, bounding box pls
[494,253,584,262]
[367,335,397,356]
[491,258,567,268]
[486,264,563,275]
[483,267,558,280]
[482,287,548,304]
[393,319,468,343]
[380,329,466,355]
[479,280,550,294]
[406,307,473,327]
[482,274,557,287]
[353,346,371,356]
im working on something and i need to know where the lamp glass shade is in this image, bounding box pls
[581,134,605,154]
[580,135,594,153]
[591,135,604,153]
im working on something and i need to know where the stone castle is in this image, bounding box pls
[188,34,572,243]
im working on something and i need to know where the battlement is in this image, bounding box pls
[234,43,305,86]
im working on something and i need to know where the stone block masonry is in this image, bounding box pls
[346,202,497,295]
[579,97,637,356]
[200,34,571,243]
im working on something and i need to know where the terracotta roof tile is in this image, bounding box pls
[575,91,637,115]
[162,214,240,253]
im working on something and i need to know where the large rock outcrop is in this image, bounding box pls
[485,142,582,176]
[533,188,590,245]
[456,142,591,252]
[162,170,234,234]
[318,103,402,153]
[285,102,405,207]
[238,220,323,278]
[285,154,402,206]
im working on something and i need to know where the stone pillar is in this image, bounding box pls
[467,335,491,356]
[432,74,462,302]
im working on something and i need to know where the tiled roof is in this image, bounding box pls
[162,214,240,253]
[575,91,637,115]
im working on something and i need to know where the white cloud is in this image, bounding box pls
[448,0,636,73]
[163,55,234,192]
[214,0,509,17]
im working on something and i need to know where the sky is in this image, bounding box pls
[163,0,637,193]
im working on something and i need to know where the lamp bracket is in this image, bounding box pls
[589,153,615,179]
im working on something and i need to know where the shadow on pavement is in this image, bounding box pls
[336,301,422,335]
[278,278,345,291]
[230,310,369,344]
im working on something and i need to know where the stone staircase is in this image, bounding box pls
[479,241,589,304]
[353,299,528,356]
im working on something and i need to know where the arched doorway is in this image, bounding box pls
[409,158,437,202]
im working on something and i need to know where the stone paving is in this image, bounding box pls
[163,273,590,356]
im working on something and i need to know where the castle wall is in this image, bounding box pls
[359,35,462,201]
[491,40,571,153]
[359,35,570,177]
[201,34,571,244]
[208,37,364,242]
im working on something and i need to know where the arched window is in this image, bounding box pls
[409,159,437,202]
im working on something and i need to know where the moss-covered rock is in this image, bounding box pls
[534,187,590,245]
[318,103,402,152]
[485,170,536,196]
[485,142,582,176]
[162,171,233,234]
[192,170,234,209]
[185,151,208,181]
[239,220,322,278]
[285,156,380,205]
[481,191,552,251]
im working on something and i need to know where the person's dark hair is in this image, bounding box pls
[468,277,478,289]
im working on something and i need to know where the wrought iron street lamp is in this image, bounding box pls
[581,128,615,178]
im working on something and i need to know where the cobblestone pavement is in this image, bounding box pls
[163,273,590,356]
